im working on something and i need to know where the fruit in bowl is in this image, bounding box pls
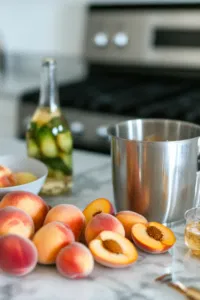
[0,166,37,188]
[0,155,48,198]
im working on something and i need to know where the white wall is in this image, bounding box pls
[0,0,88,56]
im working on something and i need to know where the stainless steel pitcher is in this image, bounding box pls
[107,119,200,225]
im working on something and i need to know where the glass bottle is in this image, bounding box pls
[26,58,73,196]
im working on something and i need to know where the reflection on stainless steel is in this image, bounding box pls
[108,119,200,224]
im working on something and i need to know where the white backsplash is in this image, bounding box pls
[0,0,88,56]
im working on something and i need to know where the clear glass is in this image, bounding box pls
[26,58,73,196]
[184,207,200,256]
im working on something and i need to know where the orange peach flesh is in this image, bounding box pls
[85,213,125,244]
[32,221,75,265]
[0,206,34,239]
[116,211,148,240]
[89,230,138,268]
[83,198,114,225]
[56,242,94,279]
[0,191,49,230]
[131,222,176,253]
[44,204,85,241]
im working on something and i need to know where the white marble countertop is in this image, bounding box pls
[0,139,199,300]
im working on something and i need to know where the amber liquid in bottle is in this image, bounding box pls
[26,58,73,196]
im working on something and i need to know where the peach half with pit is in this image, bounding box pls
[89,230,138,268]
[32,221,75,265]
[85,213,125,244]
[131,222,176,254]
[0,234,37,276]
[44,204,85,241]
[56,242,94,279]
[83,198,114,225]
[0,206,34,239]
[116,211,148,240]
[0,191,49,230]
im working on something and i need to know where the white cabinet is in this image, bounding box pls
[0,97,19,138]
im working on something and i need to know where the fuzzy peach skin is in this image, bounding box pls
[83,198,114,225]
[89,230,138,268]
[0,234,37,276]
[0,165,12,177]
[44,204,85,241]
[0,166,14,187]
[116,211,148,240]
[131,222,176,254]
[0,206,34,239]
[32,221,75,264]
[0,175,12,187]
[0,191,49,230]
[85,213,125,244]
[56,242,94,279]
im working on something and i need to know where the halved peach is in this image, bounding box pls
[83,198,114,225]
[116,211,148,240]
[89,230,138,268]
[131,222,176,254]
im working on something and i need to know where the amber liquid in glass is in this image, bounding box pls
[185,222,200,255]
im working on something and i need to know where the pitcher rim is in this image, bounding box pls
[107,118,200,144]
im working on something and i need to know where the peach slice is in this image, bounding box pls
[56,242,94,279]
[32,221,75,264]
[0,206,34,239]
[116,211,148,240]
[0,234,37,276]
[83,198,114,225]
[0,191,49,230]
[89,230,138,268]
[131,222,176,254]
[44,204,85,241]
[14,172,37,185]
[85,213,125,244]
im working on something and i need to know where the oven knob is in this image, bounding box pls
[70,122,84,135]
[96,126,108,139]
[113,32,129,48]
[93,32,109,48]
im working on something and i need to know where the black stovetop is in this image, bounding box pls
[20,73,200,124]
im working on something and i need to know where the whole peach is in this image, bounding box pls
[0,191,49,230]
[32,221,75,264]
[0,234,37,276]
[44,204,85,241]
[0,206,34,239]
[56,242,94,279]
[85,213,125,244]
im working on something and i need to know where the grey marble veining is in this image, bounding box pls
[0,139,199,300]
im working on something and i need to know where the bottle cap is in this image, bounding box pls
[42,58,56,67]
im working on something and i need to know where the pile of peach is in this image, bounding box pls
[0,165,37,187]
[0,193,176,279]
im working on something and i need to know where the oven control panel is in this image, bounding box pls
[85,6,200,69]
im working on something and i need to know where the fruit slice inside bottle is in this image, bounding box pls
[26,107,73,195]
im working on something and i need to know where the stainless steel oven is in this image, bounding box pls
[18,3,200,154]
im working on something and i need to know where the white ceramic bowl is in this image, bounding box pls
[0,155,48,198]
